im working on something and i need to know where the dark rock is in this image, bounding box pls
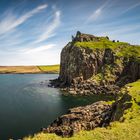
[45,101,113,137]
[111,92,132,121]
[49,32,140,95]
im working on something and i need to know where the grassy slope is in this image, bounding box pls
[0,66,41,73]
[75,39,140,62]
[38,65,60,74]
[24,80,140,140]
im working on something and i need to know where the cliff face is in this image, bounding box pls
[57,31,140,94]
[60,43,104,85]
[60,45,115,85]
[59,32,107,86]
[44,32,140,138]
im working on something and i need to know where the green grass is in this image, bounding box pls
[24,80,140,140]
[116,45,140,62]
[38,65,60,74]
[74,40,140,62]
[24,117,140,140]
[90,64,118,84]
[74,40,129,51]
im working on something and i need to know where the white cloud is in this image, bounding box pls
[0,4,48,35]
[23,44,55,54]
[88,8,102,21]
[0,43,60,65]
[0,4,62,65]
[0,49,60,66]
[122,2,140,14]
[34,10,61,43]
[87,0,111,22]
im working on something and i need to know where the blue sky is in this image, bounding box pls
[0,0,140,65]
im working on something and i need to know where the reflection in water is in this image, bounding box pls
[0,74,112,140]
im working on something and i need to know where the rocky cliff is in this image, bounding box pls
[51,31,140,95]
[45,32,140,137]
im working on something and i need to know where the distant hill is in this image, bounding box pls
[0,65,60,74]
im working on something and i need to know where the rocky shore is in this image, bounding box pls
[45,31,140,137]
[43,101,113,137]
[50,79,120,95]
[42,90,132,137]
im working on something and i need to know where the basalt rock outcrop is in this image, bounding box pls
[43,91,132,137]
[44,101,113,137]
[51,31,140,95]
[63,80,120,95]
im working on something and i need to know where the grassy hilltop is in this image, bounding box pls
[75,37,140,62]
[75,37,140,86]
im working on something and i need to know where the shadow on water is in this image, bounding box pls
[0,74,115,140]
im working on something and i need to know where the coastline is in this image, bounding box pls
[0,65,59,74]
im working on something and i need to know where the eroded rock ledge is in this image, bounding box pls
[43,101,113,137]
[43,92,132,137]
[51,79,120,95]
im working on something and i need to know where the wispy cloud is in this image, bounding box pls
[88,8,102,21]
[0,0,140,65]
[0,46,61,66]
[0,3,62,65]
[34,10,61,43]
[87,0,111,22]
[122,2,140,14]
[86,0,140,23]
[0,4,61,47]
[23,44,55,54]
[0,4,48,35]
